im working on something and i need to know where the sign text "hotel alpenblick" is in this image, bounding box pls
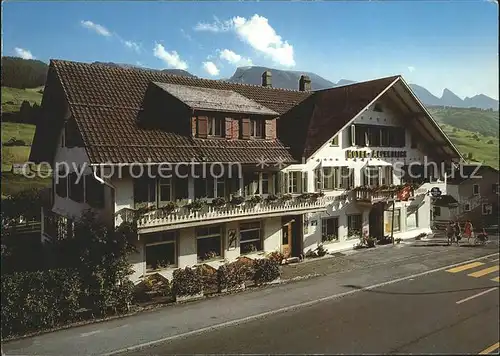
[346,150,407,159]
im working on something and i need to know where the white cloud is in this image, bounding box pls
[180,29,193,41]
[408,66,416,73]
[123,40,141,53]
[194,16,233,33]
[231,15,295,67]
[153,43,188,70]
[14,47,34,60]
[80,20,111,37]
[202,61,220,76]
[219,49,253,66]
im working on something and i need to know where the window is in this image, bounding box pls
[158,178,172,206]
[464,203,471,212]
[287,171,301,193]
[321,217,339,242]
[473,184,480,195]
[55,166,68,198]
[261,173,270,194]
[492,183,499,194]
[85,174,105,209]
[406,209,418,230]
[347,214,362,238]
[380,166,393,185]
[433,206,441,218]
[385,209,401,233]
[340,167,355,189]
[362,166,380,186]
[331,135,339,146]
[195,177,214,198]
[196,226,222,262]
[145,232,177,271]
[380,128,391,147]
[322,167,335,190]
[240,221,262,254]
[316,167,353,191]
[134,177,156,209]
[482,204,492,215]
[250,119,264,138]
[244,172,259,196]
[68,171,84,203]
[367,126,381,147]
[208,117,225,137]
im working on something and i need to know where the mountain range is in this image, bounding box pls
[92,62,498,110]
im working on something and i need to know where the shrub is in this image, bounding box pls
[172,267,203,297]
[160,201,178,213]
[217,261,248,291]
[266,251,285,264]
[1,268,81,338]
[187,199,205,211]
[265,194,279,203]
[198,264,219,294]
[252,258,280,285]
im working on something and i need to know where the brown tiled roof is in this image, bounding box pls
[152,82,279,116]
[34,60,312,165]
[279,76,400,159]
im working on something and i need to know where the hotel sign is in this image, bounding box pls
[345,150,407,159]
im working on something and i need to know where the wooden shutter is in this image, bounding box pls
[225,118,232,139]
[265,120,273,140]
[340,167,348,189]
[350,125,356,146]
[360,166,367,186]
[349,168,355,189]
[302,171,308,193]
[191,117,197,137]
[241,118,250,139]
[197,116,208,139]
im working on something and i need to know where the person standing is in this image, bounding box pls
[446,221,455,245]
[464,220,474,244]
[454,220,462,245]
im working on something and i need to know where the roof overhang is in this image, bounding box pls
[386,78,465,162]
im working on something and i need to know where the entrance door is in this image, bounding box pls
[369,204,384,239]
[281,224,292,258]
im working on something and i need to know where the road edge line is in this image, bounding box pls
[455,287,498,304]
[101,252,499,356]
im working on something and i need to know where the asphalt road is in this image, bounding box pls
[3,239,499,356]
[121,256,500,355]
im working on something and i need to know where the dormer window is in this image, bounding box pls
[250,119,265,138]
[208,117,225,137]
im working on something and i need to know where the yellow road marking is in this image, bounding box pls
[479,341,499,354]
[445,262,484,273]
[468,266,500,278]
[491,276,500,282]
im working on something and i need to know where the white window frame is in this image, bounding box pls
[482,203,492,215]
[145,237,177,271]
[288,171,301,194]
[215,177,225,198]
[208,117,224,137]
[240,221,262,254]
[347,214,362,238]
[321,217,339,242]
[473,184,480,196]
[196,226,223,262]
[250,119,264,138]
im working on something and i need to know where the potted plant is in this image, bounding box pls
[230,195,245,206]
[323,234,338,242]
[211,197,226,208]
[265,194,279,203]
[366,236,376,248]
[248,195,262,204]
[160,201,178,214]
[395,237,402,244]
[187,199,205,212]
[278,193,293,203]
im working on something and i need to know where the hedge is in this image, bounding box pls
[1,269,81,338]
[172,267,203,297]
[217,260,249,291]
[253,258,280,285]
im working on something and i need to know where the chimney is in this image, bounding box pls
[262,71,272,87]
[299,75,311,91]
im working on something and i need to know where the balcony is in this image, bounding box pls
[116,194,336,233]
[352,183,422,206]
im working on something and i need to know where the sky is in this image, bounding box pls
[2,1,499,100]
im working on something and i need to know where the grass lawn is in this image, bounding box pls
[1,146,32,172]
[441,124,499,169]
[1,86,43,113]
[429,106,499,138]
[1,122,36,145]
[1,172,51,198]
